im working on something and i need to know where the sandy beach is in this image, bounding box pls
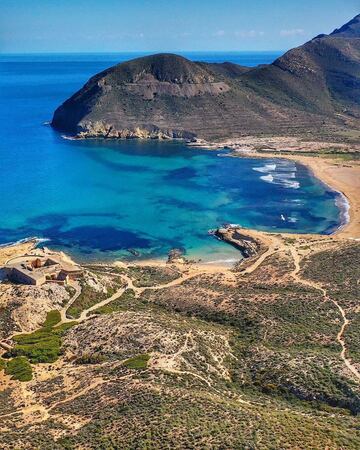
[193,135,360,240]
[0,148,359,270]
[238,152,360,239]
[299,157,360,239]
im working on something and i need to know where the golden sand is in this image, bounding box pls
[246,153,360,239]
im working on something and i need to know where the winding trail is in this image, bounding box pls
[90,246,360,383]
[60,280,81,322]
[242,243,278,274]
[128,271,202,298]
[289,245,360,381]
[66,270,204,323]
[239,237,360,382]
[77,278,130,321]
[2,243,358,429]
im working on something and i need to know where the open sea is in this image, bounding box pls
[0,52,345,263]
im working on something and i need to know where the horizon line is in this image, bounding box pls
[0,50,286,55]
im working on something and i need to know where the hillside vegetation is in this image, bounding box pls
[0,237,359,449]
[52,15,360,143]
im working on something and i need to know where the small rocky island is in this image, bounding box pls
[52,14,360,142]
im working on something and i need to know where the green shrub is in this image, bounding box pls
[5,356,32,381]
[42,310,61,328]
[67,283,111,319]
[54,322,78,333]
[123,353,150,370]
[12,329,61,363]
[94,289,136,315]
[76,353,107,365]
[127,266,180,287]
[10,316,77,364]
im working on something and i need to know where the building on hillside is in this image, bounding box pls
[4,256,83,286]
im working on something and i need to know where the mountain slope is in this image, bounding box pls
[52,14,360,141]
[331,13,360,37]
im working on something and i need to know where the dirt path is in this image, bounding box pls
[7,244,360,387]
[4,242,359,430]
[239,238,360,383]
[47,377,106,412]
[0,370,136,426]
[129,271,204,298]
[77,279,131,321]
[59,270,206,323]
[60,280,81,322]
[242,244,278,274]
[289,245,360,381]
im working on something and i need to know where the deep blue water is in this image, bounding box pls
[0,52,343,263]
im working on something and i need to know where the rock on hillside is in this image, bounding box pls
[63,310,233,381]
[0,284,69,338]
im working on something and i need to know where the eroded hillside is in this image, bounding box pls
[52,15,360,143]
[0,233,359,449]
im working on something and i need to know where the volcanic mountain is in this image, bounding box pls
[52,14,360,141]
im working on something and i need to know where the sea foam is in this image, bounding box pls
[335,192,351,229]
[260,174,274,183]
[254,161,300,189]
[253,163,277,173]
[0,236,50,248]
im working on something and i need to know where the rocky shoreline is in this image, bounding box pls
[73,122,196,140]
[213,226,262,259]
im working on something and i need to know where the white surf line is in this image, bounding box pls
[335,192,351,232]
[301,163,351,233]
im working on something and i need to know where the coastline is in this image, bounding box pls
[0,144,359,271]
[301,156,359,238]
[191,135,360,239]
[237,152,360,239]
[0,238,37,266]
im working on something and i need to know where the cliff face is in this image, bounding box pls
[52,15,360,141]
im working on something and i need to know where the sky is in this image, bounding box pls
[0,0,359,53]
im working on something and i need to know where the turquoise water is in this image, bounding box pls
[0,53,344,263]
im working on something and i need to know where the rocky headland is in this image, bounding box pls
[52,15,360,144]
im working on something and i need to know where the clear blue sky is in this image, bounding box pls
[1,0,359,53]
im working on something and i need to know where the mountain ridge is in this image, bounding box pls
[330,13,360,37]
[52,14,360,141]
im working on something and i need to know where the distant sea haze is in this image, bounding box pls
[0,51,283,66]
[0,52,344,262]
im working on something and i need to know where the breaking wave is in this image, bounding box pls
[335,192,350,230]
[260,174,274,183]
[288,216,298,223]
[253,163,277,173]
[61,135,78,141]
[0,236,50,248]
[253,161,300,189]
